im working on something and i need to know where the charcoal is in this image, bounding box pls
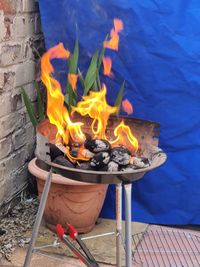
[76,162,92,170]
[130,157,150,168]
[85,139,111,153]
[90,152,110,169]
[80,148,94,159]
[110,147,131,166]
[107,161,119,172]
[53,155,74,168]
[49,143,64,161]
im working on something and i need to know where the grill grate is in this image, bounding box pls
[132,225,200,267]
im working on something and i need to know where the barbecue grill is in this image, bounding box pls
[24,116,167,267]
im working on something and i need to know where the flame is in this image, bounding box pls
[41,43,85,145]
[110,121,138,153]
[72,84,117,139]
[114,18,123,33]
[122,99,133,115]
[65,146,90,162]
[103,57,113,77]
[68,73,78,91]
[103,19,123,51]
[41,21,140,163]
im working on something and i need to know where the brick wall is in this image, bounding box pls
[0,0,44,208]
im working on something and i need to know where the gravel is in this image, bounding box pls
[0,194,38,261]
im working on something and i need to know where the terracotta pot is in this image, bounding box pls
[28,158,108,233]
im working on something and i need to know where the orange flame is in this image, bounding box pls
[114,18,123,33]
[110,121,138,153]
[103,57,113,77]
[72,84,117,139]
[103,19,123,51]
[122,99,133,115]
[41,20,139,162]
[41,43,85,146]
[68,73,78,91]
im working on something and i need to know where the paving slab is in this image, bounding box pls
[0,218,148,267]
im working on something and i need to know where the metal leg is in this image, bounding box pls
[23,169,53,267]
[116,183,122,267]
[124,183,132,267]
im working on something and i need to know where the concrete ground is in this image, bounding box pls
[0,218,148,267]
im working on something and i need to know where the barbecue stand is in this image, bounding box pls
[23,117,167,267]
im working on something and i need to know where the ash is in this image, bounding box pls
[0,193,38,261]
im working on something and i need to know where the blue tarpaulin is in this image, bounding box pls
[39,0,200,225]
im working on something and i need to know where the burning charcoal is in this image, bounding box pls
[130,157,150,168]
[110,147,131,166]
[49,143,64,161]
[76,162,92,170]
[80,149,94,159]
[90,152,110,169]
[85,139,111,153]
[53,155,74,168]
[107,161,119,172]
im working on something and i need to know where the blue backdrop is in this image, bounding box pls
[39,0,200,225]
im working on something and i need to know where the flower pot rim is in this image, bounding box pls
[28,158,95,186]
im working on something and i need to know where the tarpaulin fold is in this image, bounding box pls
[39,0,200,224]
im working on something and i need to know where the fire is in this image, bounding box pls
[41,43,85,146]
[68,73,78,91]
[110,121,138,153]
[103,57,113,77]
[122,99,133,115]
[104,18,123,51]
[114,18,123,32]
[40,20,139,163]
[72,84,117,139]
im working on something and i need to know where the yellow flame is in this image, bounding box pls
[72,84,117,139]
[110,120,138,153]
[40,43,85,145]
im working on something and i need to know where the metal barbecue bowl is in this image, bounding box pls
[36,146,167,184]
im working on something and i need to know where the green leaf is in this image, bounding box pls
[35,82,45,122]
[68,36,79,74]
[92,79,98,91]
[65,83,73,111]
[21,87,38,128]
[78,68,85,89]
[83,49,99,95]
[65,35,79,108]
[96,71,101,90]
[97,34,108,71]
[114,80,125,115]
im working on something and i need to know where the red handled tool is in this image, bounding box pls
[56,224,99,267]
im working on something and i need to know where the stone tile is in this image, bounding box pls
[0,219,148,267]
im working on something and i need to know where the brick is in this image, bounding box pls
[12,122,35,151]
[12,14,35,39]
[22,0,38,13]
[14,61,36,87]
[0,136,12,160]
[0,163,29,203]
[0,69,15,92]
[34,13,42,34]
[11,82,37,112]
[0,0,16,15]
[0,43,22,67]
[0,148,27,181]
[0,11,6,41]
[0,92,12,117]
[0,110,25,139]
[12,127,26,150]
